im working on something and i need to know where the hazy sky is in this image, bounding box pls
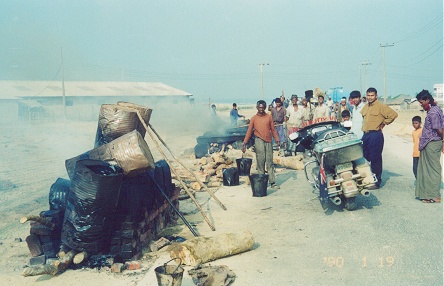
[1,0,442,103]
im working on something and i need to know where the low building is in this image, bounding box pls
[0,81,193,121]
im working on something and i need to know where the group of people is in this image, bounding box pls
[240,87,442,204]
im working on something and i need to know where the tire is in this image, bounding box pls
[344,197,357,211]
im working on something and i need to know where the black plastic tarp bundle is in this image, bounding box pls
[49,178,71,211]
[61,159,124,254]
[66,130,155,179]
[94,103,152,148]
[116,160,173,221]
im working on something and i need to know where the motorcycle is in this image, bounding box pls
[289,120,377,211]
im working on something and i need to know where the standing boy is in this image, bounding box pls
[350,90,365,139]
[411,116,422,179]
[230,103,245,127]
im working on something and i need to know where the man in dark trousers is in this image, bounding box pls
[242,100,280,189]
[361,87,398,189]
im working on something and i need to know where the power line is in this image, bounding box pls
[392,42,443,68]
[34,65,61,96]
[394,13,443,44]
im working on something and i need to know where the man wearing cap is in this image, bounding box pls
[361,87,398,189]
[271,98,287,150]
[242,100,280,189]
[349,90,365,138]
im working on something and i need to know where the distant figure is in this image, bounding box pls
[326,97,334,111]
[350,90,365,139]
[362,96,367,103]
[210,104,217,116]
[336,97,350,122]
[411,115,422,179]
[361,87,398,190]
[271,98,287,149]
[286,94,305,155]
[280,95,290,109]
[301,98,313,123]
[242,100,280,190]
[312,95,330,121]
[230,103,245,127]
[415,90,443,203]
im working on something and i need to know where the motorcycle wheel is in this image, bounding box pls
[344,197,357,211]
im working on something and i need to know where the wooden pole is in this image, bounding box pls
[135,112,216,231]
[148,123,227,211]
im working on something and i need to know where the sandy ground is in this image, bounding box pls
[0,106,442,286]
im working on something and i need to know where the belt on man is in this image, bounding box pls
[363,130,381,134]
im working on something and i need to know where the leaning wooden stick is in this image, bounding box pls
[20,215,56,230]
[135,113,215,231]
[148,122,227,211]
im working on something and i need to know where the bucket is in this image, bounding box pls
[236,158,253,176]
[249,174,269,197]
[155,258,184,286]
[222,168,239,186]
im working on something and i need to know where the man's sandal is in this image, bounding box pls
[422,199,441,203]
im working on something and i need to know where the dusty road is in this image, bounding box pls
[0,113,442,286]
[140,130,443,285]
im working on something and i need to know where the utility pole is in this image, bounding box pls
[361,60,371,94]
[259,63,269,100]
[60,47,66,120]
[380,43,394,104]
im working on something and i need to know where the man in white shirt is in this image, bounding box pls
[286,94,305,155]
[349,90,365,138]
[313,95,330,121]
[326,97,334,112]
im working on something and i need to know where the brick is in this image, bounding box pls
[30,222,55,236]
[121,237,135,244]
[39,235,52,243]
[110,236,121,246]
[111,263,125,273]
[132,252,142,261]
[121,222,136,230]
[110,245,121,254]
[42,241,58,258]
[121,230,135,239]
[29,255,46,266]
[121,243,135,252]
[25,235,43,257]
[124,260,141,270]
[139,230,151,244]
[119,250,138,260]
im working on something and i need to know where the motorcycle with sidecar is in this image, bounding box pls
[289,120,377,210]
